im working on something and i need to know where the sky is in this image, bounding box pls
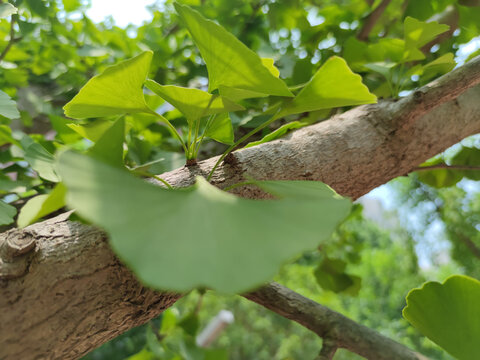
[87,0,154,27]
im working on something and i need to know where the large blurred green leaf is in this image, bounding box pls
[64,51,153,119]
[145,80,243,123]
[403,275,480,360]
[174,3,293,100]
[314,256,361,295]
[278,57,377,118]
[0,200,16,226]
[0,90,20,119]
[17,183,67,228]
[58,151,351,293]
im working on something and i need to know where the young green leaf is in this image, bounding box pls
[64,51,153,119]
[24,142,60,182]
[57,151,351,293]
[278,57,377,118]
[404,16,450,49]
[67,119,114,142]
[403,275,480,360]
[174,3,293,100]
[88,117,125,168]
[261,58,280,78]
[245,121,306,148]
[145,80,244,123]
[17,183,67,228]
[204,113,234,145]
[0,200,16,226]
[0,90,20,119]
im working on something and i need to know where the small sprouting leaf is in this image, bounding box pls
[58,151,351,293]
[0,90,20,119]
[278,57,377,118]
[17,183,67,228]
[403,275,480,360]
[174,3,293,100]
[24,142,60,182]
[88,118,125,168]
[0,200,16,226]
[204,113,234,145]
[64,51,153,119]
[145,80,244,123]
[0,3,18,18]
[245,121,306,148]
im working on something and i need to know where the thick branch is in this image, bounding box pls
[1,57,480,359]
[245,283,427,360]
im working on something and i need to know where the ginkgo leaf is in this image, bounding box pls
[17,183,66,228]
[0,90,20,119]
[403,275,480,360]
[404,17,450,49]
[278,57,377,118]
[64,51,153,119]
[88,117,125,168]
[174,3,293,100]
[57,151,351,293]
[24,142,60,182]
[145,80,244,123]
[0,200,16,226]
[204,113,234,145]
[261,58,280,78]
[67,119,114,142]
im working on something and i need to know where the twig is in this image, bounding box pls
[316,338,338,360]
[244,282,428,360]
[0,14,21,62]
[357,0,392,41]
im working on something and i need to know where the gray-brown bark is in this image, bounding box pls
[1,56,479,359]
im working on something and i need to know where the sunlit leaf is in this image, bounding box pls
[58,151,351,293]
[174,3,293,100]
[0,200,16,226]
[404,16,449,51]
[17,183,67,228]
[0,90,20,119]
[88,118,125,168]
[261,58,280,78]
[24,142,60,182]
[278,57,377,118]
[421,53,456,81]
[0,3,17,19]
[67,119,114,142]
[403,275,480,360]
[64,51,153,119]
[145,80,244,123]
[204,113,234,145]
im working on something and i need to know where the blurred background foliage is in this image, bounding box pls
[1,0,480,358]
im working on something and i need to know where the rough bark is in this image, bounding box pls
[1,56,479,359]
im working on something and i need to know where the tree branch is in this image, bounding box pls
[244,282,428,360]
[357,0,392,41]
[1,56,480,359]
[0,14,21,62]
